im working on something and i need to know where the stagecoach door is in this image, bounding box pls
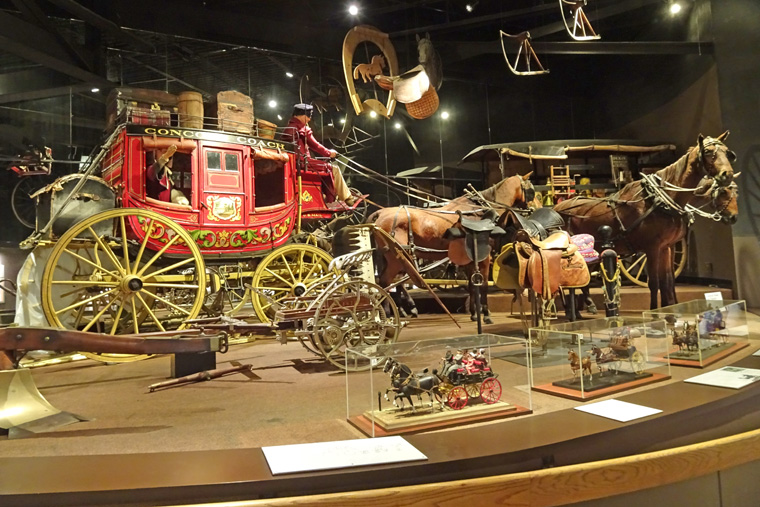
[199,143,247,226]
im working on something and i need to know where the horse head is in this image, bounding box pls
[383,357,397,374]
[696,131,737,184]
[491,172,535,208]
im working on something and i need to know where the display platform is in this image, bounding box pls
[529,316,672,401]
[348,400,531,437]
[346,333,533,437]
[644,299,750,368]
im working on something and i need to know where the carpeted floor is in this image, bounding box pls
[2,303,757,459]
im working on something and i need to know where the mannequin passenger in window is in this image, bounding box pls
[146,144,190,205]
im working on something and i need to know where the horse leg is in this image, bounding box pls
[399,285,419,317]
[660,245,678,307]
[647,248,661,309]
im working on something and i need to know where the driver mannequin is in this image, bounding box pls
[284,103,354,207]
[146,144,190,206]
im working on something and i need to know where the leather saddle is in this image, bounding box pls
[444,212,506,266]
[495,208,589,299]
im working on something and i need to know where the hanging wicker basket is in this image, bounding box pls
[405,87,439,120]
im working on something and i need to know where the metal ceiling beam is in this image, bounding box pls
[0,83,102,104]
[390,2,558,37]
[449,40,713,60]
[43,0,156,53]
[11,0,94,71]
[0,104,105,130]
[0,11,111,86]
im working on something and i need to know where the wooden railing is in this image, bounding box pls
[186,427,760,507]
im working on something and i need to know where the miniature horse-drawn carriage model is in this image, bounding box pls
[16,89,369,363]
[589,327,645,375]
[437,348,502,410]
[383,349,502,413]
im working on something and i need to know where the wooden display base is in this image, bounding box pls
[532,372,671,401]
[348,401,532,437]
[666,342,749,368]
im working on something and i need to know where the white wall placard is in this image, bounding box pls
[685,366,760,389]
[262,436,428,475]
[704,291,723,301]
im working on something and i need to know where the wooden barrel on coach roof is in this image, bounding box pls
[177,91,204,129]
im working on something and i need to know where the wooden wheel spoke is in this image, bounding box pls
[88,226,126,276]
[136,235,181,276]
[109,295,128,335]
[54,287,119,316]
[142,282,200,289]
[51,280,119,287]
[81,293,119,333]
[263,268,294,288]
[280,254,297,284]
[119,216,131,274]
[131,296,140,334]
[141,257,196,279]
[146,289,192,316]
[133,219,156,269]
[61,248,120,278]
[135,291,166,332]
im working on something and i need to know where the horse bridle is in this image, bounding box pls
[697,137,737,179]
[521,179,536,205]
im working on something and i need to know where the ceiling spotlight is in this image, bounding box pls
[670,2,682,14]
[90,87,100,93]
[465,1,478,13]
[369,110,377,118]
[285,71,294,78]
[277,114,283,121]
[268,99,277,108]
[348,4,359,16]
[340,117,346,124]
[441,111,450,120]
[394,122,402,129]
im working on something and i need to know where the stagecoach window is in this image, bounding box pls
[254,159,285,207]
[207,151,222,171]
[225,153,239,171]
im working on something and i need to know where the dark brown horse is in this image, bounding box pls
[554,133,739,309]
[370,173,535,323]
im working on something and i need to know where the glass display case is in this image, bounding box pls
[528,316,671,401]
[346,334,533,437]
[643,299,749,368]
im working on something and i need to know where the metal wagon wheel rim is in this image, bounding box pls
[480,377,502,404]
[313,280,401,371]
[12,176,53,229]
[41,209,206,362]
[619,238,687,288]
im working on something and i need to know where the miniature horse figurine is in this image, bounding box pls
[383,358,442,413]
[568,349,593,383]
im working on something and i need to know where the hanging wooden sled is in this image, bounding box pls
[500,31,550,76]
[559,0,601,41]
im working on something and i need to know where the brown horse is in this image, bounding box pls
[568,349,593,382]
[554,133,739,309]
[370,173,535,323]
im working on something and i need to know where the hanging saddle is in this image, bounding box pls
[444,212,506,266]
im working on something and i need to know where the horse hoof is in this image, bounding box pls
[484,316,493,325]
[410,308,419,318]
[470,315,477,322]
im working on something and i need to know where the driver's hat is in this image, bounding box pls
[292,103,314,118]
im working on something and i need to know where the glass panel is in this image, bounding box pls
[206,151,222,171]
[225,153,239,172]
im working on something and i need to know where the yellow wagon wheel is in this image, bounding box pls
[619,238,687,288]
[42,209,206,362]
[250,243,334,323]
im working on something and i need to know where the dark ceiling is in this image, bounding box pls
[0,0,709,154]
